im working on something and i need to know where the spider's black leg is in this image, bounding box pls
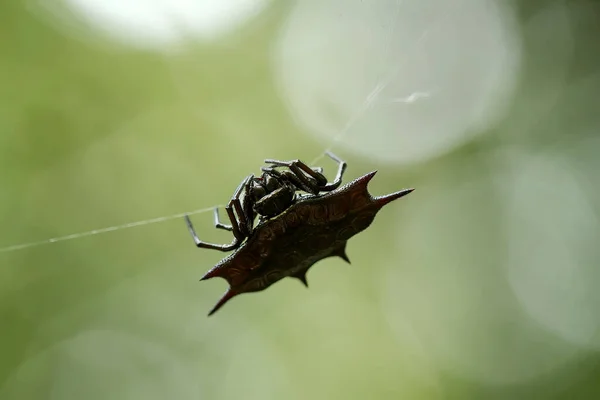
[225,175,254,242]
[225,174,253,241]
[270,152,348,192]
[213,207,233,231]
[320,151,347,191]
[280,170,317,195]
[287,163,323,193]
[184,175,254,252]
[264,159,324,194]
[261,167,315,194]
[265,158,326,184]
[288,152,346,192]
[184,214,240,252]
[241,176,256,235]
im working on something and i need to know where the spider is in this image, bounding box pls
[184,151,347,251]
[189,168,414,316]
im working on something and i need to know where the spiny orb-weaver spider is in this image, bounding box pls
[184,152,414,315]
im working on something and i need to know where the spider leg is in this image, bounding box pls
[261,167,315,194]
[242,176,256,236]
[263,158,327,194]
[280,170,314,194]
[226,174,253,241]
[184,215,240,252]
[290,151,347,191]
[287,163,323,194]
[187,175,253,251]
[264,158,326,184]
[320,151,347,191]
[213,207,233,231]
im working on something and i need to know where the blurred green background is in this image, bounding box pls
[2,0,600,398]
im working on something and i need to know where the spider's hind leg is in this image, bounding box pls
[224,174,254,240]
[321,151,347,191]
[264,152,347,193]
[265,158,326,184]
[260,166,313,195]
[184,175,255,252]
[241,176,256,235]
[213,208,233,231]
[263,159,325,194]
[184,214,240,252]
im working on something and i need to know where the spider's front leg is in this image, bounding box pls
[260,167,313,195]
[213,176,254,234]
[184,214,240,252]
[224,175,252,241]
[263,160,323,194]
[213,208,233,231]
[241,177,256,236]
[184,175,253,252]
[263,151,347,193]
[320,151,347,191]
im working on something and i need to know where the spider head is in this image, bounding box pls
[249,172,279,201]
[250,171,296,218]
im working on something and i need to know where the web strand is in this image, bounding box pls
[0,206,222,253]
[1,2,430,255]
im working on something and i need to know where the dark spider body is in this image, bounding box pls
[185,153,413,315]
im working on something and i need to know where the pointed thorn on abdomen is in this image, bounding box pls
[207,287,239,316]
[292,270,309,287]
[375,188,414,206]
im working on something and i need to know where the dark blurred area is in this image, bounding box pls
[1,0,600,399]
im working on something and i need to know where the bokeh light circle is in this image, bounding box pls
[29,0,269,49]
[274,0,521,165]
[506,137,600,351]
[381,161,580,384]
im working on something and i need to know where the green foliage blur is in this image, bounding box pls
[1,1,600,399]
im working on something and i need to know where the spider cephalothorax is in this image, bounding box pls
[184,151,346,252]
[184,153,414,316]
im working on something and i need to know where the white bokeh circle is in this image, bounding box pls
[506,138,600,350]
[381,159,581,384]
[29,0,269,49]
[274,0,521,165]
